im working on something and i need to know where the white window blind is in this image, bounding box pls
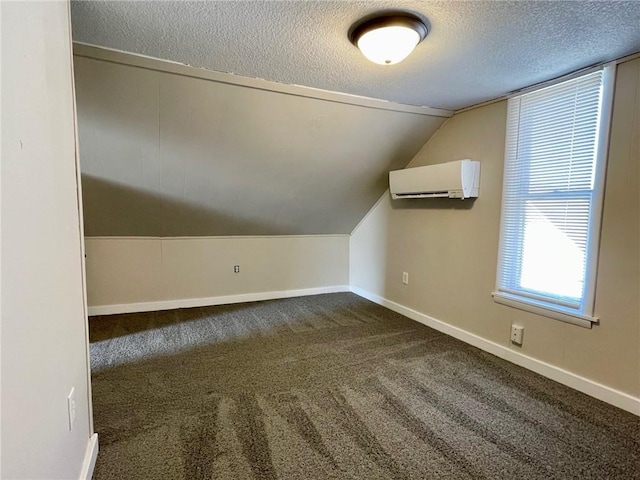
[494,67,614,326]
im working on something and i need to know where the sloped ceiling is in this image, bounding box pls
[70,1,640,110]
[75,53,446,236]
[71,1,640,238]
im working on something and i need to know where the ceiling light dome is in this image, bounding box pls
[349,13,429,65]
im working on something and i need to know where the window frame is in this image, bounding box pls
[492,65,616,328]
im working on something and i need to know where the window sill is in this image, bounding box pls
[492,292,598,328]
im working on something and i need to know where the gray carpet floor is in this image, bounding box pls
[89,293,640,479]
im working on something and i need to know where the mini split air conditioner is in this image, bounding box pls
[389,159,480,199]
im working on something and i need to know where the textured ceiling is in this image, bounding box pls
[71,1,640,111]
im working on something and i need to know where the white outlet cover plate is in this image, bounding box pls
[511,325,524,344]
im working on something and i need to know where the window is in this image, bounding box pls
[493,67,615,327]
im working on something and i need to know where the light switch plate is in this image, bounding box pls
[67,387,76,431]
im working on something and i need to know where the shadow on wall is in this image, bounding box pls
[389,195,477,210]
[74,54,444,238]
[81,174,286,236]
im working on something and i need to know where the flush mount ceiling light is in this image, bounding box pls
[349,13,429,65]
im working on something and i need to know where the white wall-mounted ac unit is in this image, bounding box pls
[389,159,480,199]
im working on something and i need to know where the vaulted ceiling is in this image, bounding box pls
[71,1,640,237]
[74,51,446,236]
[71,1,640,111]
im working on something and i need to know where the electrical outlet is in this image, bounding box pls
[511,325,524,345]
[402,272,409,285]
[67,387,76,431]
[233,265,240,273]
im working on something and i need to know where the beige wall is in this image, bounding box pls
[351,58,640,398]
[74,51,446,237]
[1,2,94,478]
[86,236,349,309]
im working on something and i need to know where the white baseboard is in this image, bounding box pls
[79,433,98,480]
[88,285,350,316]
[350,286,640,416]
